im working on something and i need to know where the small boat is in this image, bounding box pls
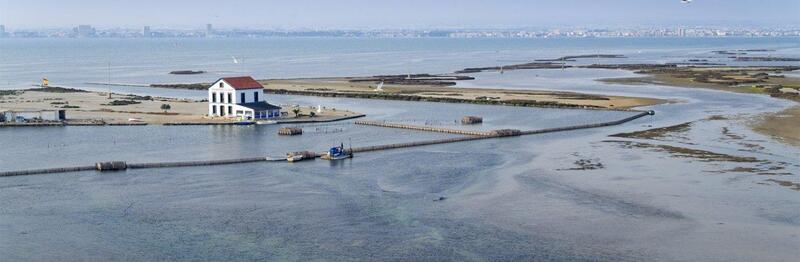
[128,118,143,122]
[287,155,304,162]
[233,121,255,126]
[321,143,353,160]
[286,151,316,162]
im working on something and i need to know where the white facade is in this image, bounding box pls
[207,78,281,119]
[2,110,65,122]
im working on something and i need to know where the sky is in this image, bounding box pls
[0,0,798,29]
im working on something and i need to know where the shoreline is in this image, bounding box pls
[749,105,800,147]
[0,88,363,126]
[0,114,367,127]
[150,76,666,111]
[595,64,800,147]
[595,64,800,99]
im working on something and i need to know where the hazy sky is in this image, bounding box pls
[1,0,798,29]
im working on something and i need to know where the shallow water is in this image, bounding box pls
[1,37,799,261]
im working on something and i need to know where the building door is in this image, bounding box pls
[254,92,259,102]
[241,93,246,103]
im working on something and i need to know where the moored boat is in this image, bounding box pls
[233,121,255,125]
[321,143,353,160]
[256,120,277,125]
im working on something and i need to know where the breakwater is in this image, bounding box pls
[0,111,654,177]
[354,120,492,136]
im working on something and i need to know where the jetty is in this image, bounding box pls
[0,111,655,177]
[354,120,491,136]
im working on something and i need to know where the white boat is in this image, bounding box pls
[256,120,277,125]
[287,155,304,162]
[128,118,143,122]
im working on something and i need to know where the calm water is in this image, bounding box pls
[1,37,799,261]
[1,37,799,88]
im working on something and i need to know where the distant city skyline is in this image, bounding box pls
[0,0,798,29]
[1,24,797,39]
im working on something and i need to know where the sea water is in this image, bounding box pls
[0,37,799,260]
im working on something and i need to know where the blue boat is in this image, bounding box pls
[233,121,255,126]
[322,143,353,160]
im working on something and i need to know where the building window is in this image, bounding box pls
[241,93,246,103]
[211,92,217,103]
[254,92,258,102]
[219,82,223,88]
[212,106,217,114]
[220,106,225,116]
[227,93,232,104]
[219,93,224,103]
[228,106,233,115]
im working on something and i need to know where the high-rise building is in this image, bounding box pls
[0,25,6,37]
[73,25,96,37]
[143,26,151,37]
[206,24,214,37]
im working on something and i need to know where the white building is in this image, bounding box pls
[208,76,281,119]
[1,109,66,122]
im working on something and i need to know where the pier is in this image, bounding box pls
[354,120,492,136]
[0,111,654,177]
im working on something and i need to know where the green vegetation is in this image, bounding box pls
[103,100,141,106]
[0,90,19,97]
[26,86,88,93]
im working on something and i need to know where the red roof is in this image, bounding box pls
[220,76,263,90]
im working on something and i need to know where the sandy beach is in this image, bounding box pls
[750,106,800,147]
[260,77,666,109]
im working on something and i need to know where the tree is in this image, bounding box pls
[309,111,316,118]
[160,104,172,113]
[292,107,301,117]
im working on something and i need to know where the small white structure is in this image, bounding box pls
[1,109,66,122]
[208,76,281,119]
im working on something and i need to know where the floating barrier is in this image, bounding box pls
[0,110,654,177]
[0,166,95,177]
[95,161,127,171]
[127,157,269,169]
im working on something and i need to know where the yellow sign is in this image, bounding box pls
[42,78,49,87]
